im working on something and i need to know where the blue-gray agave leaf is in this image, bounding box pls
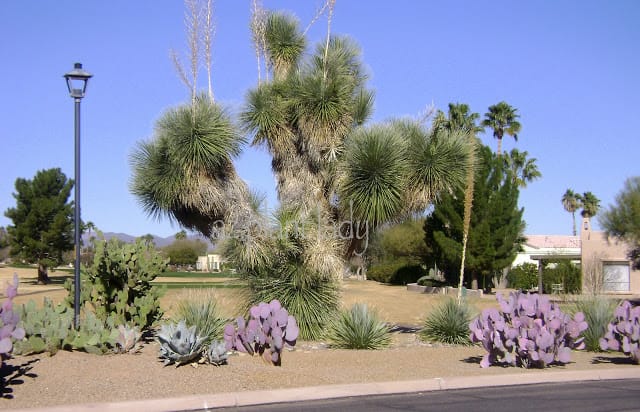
[157,320,205,366]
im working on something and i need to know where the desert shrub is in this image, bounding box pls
[469,291,588,368]
[600,300,640,363]
[0,274,25,364]
[328,303,391,349]
[224,300,299,366]
[507,263,538,290]
[65,236,167,329]
[542,260,581,294]
[573,296,618,352]
[367,258,425,285]
[175,293,228,345]
[420,298,472,345]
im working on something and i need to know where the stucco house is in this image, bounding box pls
[196,254,223,272]
[514,217,639,295]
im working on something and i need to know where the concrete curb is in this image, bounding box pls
[9,368,640,412]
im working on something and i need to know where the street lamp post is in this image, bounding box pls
[64,63,92,329]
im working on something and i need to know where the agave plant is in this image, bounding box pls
[113,324,143,354]
[205,339,228,366]
[157,320,205,366]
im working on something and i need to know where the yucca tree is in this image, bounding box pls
[242,12,471,258]
[130,94,258,240]
[562,189,581,236]
[503,148,541,188]
[481,101,521,156]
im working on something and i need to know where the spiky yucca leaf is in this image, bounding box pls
[339,124,407,228]
[401,120,471,209]
[328,303,391,350]
[264,12,306,79]
[420,298,473,345]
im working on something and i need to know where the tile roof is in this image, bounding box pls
[524,235,581,249]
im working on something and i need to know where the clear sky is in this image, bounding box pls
[2,1,639,238]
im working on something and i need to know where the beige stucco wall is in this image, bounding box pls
[581,218,640,294]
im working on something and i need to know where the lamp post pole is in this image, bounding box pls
[64,63,92,329]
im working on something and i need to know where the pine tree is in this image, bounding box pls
[424,145,524,290]
[4,168,74,284]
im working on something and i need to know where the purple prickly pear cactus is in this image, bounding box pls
[0,274,25,361]
[223,299,299,366]
[469,291,588,368]
[599,300,640,364]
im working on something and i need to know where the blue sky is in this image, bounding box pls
[2,1,639,238]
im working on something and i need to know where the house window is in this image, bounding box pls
[603,262,630,292]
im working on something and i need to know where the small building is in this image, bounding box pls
[514,218,640,295]
[196,254,223,272]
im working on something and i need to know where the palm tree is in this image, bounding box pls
[503,149,541,188]
[580,191,601,219]
[562,189,581,236]
[481,101,521,156]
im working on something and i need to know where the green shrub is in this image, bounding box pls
[420,298,473,345]
[507,263,538,290]
[367,259,425,285]
[175,292,228,345]
[65,236,167,329]
[543,260,581,294]
[573,296,618,352]
[416,276,447,287]
[328,303,391,349]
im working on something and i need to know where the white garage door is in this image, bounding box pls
[603,263,630,292]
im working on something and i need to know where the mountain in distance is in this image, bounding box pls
[85,232,218,251]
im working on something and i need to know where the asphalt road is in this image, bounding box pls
[214,379,640,412]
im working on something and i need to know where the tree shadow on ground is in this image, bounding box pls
[462,355,483,364]
[23,276,72,286]
[0,358,39,399]
[591,355,635,365]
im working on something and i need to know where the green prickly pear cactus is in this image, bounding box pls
[65,234,167,329]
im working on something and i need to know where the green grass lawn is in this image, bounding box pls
[160,271,239,278]
[153,282,245,289]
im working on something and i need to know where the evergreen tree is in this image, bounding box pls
[423,145,525,290]
[4,168,74,284]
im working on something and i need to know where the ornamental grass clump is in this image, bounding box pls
[328,303,391,350]
[469,291,588,368]
[420,298,473,345]
[175,292,228,345]
[599,300,640,364]
[574,296,618,352]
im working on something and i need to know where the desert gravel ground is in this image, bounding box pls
[0,266,637,409]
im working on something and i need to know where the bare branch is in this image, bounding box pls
[186,0,201,106]
[303,1,329,36]
[170,48,192,92]
[204,0,215,102]
[322,0,336,80]
[250,0,268,84]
